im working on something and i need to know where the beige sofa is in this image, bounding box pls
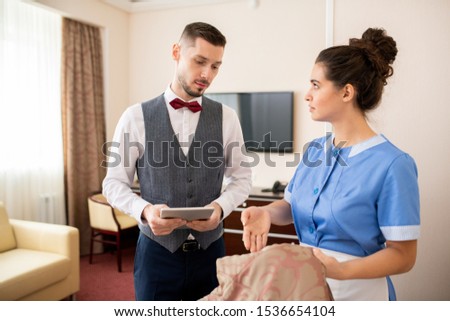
[0,202,80,300]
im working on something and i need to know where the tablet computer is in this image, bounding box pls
[160,207,214,221]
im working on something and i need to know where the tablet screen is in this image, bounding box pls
[160,207,214,221]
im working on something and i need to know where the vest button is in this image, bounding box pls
[188,178,193,183]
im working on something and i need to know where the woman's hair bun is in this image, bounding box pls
[349,28,398,83]
[315,27,398,111]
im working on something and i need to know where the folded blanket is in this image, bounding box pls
[200,243,333,301]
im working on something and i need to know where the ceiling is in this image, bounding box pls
[102,0,254,13]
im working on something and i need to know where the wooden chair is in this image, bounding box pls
[87,192,138,272]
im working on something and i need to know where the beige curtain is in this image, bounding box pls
[61,18,106,255]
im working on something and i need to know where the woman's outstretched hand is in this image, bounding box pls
[241,206,271,253]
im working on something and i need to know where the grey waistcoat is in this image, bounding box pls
[136,94,225,253]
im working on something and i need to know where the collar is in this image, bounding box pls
[164,85,202,106]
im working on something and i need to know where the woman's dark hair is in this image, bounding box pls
[180,22,226,47]
[316,28,398,112]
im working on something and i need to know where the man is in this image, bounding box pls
[102,22,252,300]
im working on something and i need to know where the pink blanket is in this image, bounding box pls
[201,243,333,301]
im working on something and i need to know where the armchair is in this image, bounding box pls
[87,192,138,272]
[0,202,79,300]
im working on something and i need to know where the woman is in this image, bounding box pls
[241,28,420,300]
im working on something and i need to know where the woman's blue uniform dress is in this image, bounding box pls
[285,134,420,300]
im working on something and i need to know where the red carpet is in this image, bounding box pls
[77,246,136,301]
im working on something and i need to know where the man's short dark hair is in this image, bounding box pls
[180,22,226,47]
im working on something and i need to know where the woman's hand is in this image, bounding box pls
[241,206,271,253]
[312,248,345,279]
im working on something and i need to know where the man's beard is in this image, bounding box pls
[178,75,207,98]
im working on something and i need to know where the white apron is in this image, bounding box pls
[301,243,389,301]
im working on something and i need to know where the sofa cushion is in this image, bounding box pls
[0,202,16,253]
[0,248,71,300]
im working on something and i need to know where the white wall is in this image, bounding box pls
[34,0,450,300]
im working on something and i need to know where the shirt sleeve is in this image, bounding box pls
[377,153,421,241]
[102,104,150,224]
[213,105,252,218]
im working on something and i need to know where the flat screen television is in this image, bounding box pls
[205,91,294,152]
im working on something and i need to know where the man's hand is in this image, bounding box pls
[241,206,271,253]
[186,202,222,232]
[142,204,187,235]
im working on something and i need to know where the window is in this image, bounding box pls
[0,0,65,223]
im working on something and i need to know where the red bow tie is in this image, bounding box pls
[169,98,202,113]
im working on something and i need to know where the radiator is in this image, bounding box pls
[39,194,55,223]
